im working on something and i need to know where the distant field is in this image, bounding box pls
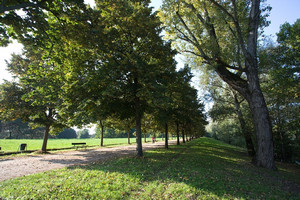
[0,138,153,152]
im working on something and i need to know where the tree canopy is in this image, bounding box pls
[0,0,207,157]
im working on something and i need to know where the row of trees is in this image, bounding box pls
[0,119,45,139]
[0,1,206,157]
[0,119,82,139]
[1,0,291,169]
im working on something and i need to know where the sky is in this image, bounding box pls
[0,0,299,132]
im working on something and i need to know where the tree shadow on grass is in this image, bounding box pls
[39,141,170,166]
[65,138,300,199]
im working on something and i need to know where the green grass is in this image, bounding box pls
[0,138,147,152]
[1,138,299,199]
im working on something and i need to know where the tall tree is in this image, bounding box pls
[58,0,177,157]
[160,0,275,169]
[0,41,68,152]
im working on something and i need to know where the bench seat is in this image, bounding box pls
[72,142,87,150]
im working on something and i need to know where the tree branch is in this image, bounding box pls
[175,10,211,61]
[215,65,249,99]
[215,58,245,72]
[207,0,248,58]
[183,50,203,58]
[183,1,222,58]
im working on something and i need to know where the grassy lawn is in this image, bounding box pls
[1,138,299,199]
[0,138,145,152]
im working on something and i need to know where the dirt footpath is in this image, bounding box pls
[0,140,177,182]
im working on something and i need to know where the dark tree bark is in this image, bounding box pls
[216,54,275,169]
[128,129,131,144]
[135,101,143,157]
[41,108,54,153]
[134,77,143,157]
[41,123,50,153]
[165,122,168,149]
[176,122,180,145]
[182,125,185,143]
[244,0,275,169]
[100,120,104,147]
[247,84,275,168]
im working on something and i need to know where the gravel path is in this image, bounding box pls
[0,140,177,182]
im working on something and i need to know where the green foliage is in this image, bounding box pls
[0,44,69,151]
[1,138,299,199]
[57,128,77,139]
[95,127,134,139]
[152,66,207,139]
[0,0,85,46]
[259,19,300,161]
[160,0,277,169]
[205,74,255,150]
[59,0,176,122]
[206,120,246,148]
[159,0,270,69]
[49,0,179,156]
[0,119,45,139]
[77,129,90,139]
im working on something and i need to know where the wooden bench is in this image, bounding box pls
[72,142,87,150]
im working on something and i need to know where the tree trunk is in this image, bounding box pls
[176,122,180,145]
[41,124,50,153]
[217,65,276,169]
[247,87,275,169]
[245,0,275,169]
[219,64,276,169]
[276,101,285,161]
[135,108,143,156]
[213,0,275,169]
[144,133,146,143]
[100,120,104,147]
[128,129,131,144]
[231,91,256,158]
[182,126,185,143]
[177,0,275,169]
[165,122,168,149]
[135,97,143,157]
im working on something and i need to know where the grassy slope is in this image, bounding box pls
[1,138,299,199]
